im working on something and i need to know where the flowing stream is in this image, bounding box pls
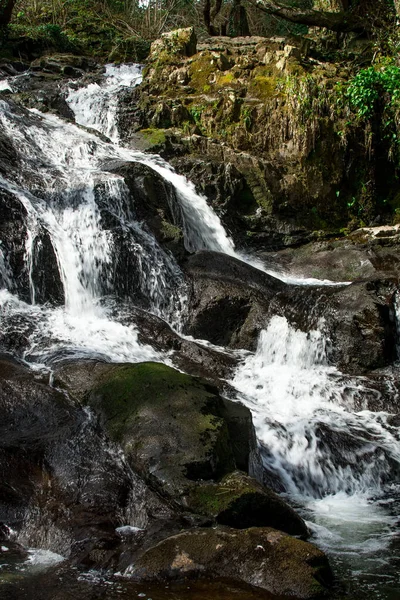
[0,64,400,598]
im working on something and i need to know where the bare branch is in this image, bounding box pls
[246,0,367,33]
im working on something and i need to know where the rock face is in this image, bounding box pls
[110,161,186,261]
[121,33,400,249]
[183,250,398,375]
[126,526,332,599]
[183,250,287,349]
[0,170,64,306]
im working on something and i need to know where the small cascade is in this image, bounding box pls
[231,315,400,594]
[0,75,187,363]
[67,64,143,141]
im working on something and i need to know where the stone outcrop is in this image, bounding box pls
[119,33,400,249]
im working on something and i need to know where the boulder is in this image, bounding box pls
[149,27,197,61]
[86,362,257,499]
[0,358,172,554]
[187,471,308,537]
[183,250,287,350]
[125,526,332,599]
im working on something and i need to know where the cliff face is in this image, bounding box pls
[121,28,400,250]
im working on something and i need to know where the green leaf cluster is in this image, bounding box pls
[347,65,400,119]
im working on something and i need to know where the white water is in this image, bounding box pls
[231,316,400,594]
[0,68,191,362]
[66,65,346,285]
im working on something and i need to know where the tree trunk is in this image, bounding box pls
[394,0,400,19]
[247,0,367,33]
[0,0,16,27]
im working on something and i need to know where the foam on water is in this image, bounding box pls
[231,315,400,594]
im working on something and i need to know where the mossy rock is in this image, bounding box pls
[130,526,333,598]
[187,471,308,537]
[87,362,256,499]
[149,27,197,63]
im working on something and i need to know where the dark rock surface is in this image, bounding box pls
[183,250,287,350]
[124,526,332,599]
[0,182,64,306]
[0,358,174,555]
[86,361,257,499]
[187,471,308,537]
[109,161,186,261]
[183,250,398,375]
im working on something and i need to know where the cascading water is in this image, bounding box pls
[231,316,400,598]
[0,62,399,599]
[0,72,189,364]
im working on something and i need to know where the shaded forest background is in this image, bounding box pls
[0,0,397,62]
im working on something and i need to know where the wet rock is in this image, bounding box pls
[183,250,287,349]
[0,187,30,301]
[125,526,332,599]
[187,471,308,537]
[1,566,285,600]
[0,358,171,554]
[109,161,186,261]
[86,362,257,500]
[326,279,398,374]
[258,233,400,283]
[31,230,65,305]
[183,250,398,375]
[0,185,64,305]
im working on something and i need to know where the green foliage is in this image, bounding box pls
[9,21,76,51]
[346,65,400,119]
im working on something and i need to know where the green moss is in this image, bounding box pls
[188,472,259,516]
[139,128,166,146]
[89,362,199,442]
[188,52,216,91]
[248,68,279,100]
[159,219,182,242]
[216,72,235,87]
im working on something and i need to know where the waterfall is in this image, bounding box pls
[0,61,399,597]
[0,72,187,364]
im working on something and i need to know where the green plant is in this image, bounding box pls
[346,65,400,119]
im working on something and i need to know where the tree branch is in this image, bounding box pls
[246,0,367,33]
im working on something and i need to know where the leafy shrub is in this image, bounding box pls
[347,65,400,119]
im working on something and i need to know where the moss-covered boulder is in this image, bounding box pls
[127,526,333,598]
[149,27,197,62]
[87,362,257,499]
[187,471,308,537]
